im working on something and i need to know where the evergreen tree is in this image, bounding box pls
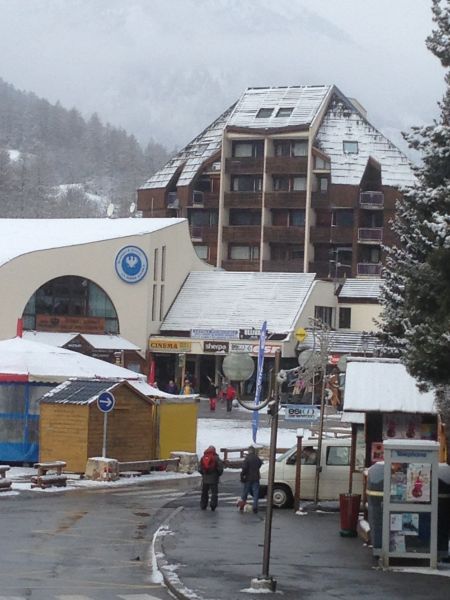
[379,0,450,392]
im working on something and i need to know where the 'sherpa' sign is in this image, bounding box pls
[203,341,229,353]
[285,404,320,423]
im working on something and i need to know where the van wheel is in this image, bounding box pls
[272,484,293,509]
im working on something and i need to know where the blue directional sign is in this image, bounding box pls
[97,391,116,413]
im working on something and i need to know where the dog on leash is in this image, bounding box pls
[236,498,253,513]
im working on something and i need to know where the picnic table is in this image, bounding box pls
[31,461,67,489]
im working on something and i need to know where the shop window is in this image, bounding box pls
[343,140,359,154]
[232,141,264,158]
[339,307,351,329]
[195,245,209,260]
[229,245,259,260]
[256,108,273,118]
[23,276,119,333]
[229,210,261,226]
[314,305,333,327]
[231,175,262,192]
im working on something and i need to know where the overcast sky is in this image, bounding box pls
[0,0,446,153]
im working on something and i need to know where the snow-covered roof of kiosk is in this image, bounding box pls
[0,337,145,383]
[23,331,140,351]
[161,271,316,334]
[338,278,383,301]
[0,218,184,267]
[343,358,436,414]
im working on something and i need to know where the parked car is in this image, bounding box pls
[259,437,363,508]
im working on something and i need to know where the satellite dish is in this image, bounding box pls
[129,202,136,216]
[106,203,114,218]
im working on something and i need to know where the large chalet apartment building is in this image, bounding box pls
[137,85,414,278]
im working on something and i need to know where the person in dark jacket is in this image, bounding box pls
[199,445,224,511]
[206,376,218,411]
[239,446,263,513]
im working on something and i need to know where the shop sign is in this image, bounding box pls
[230,342,280,357]
[149,339,192,352]
[240,328,262,340]
[36,315,105,334]
[285,404,320,423]
[191,328,239,340]
[203,341,229,353]
[115,245,148,284]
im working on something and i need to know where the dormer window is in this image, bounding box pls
[256,108,273,118]
[276,107,294,118]
[343,140,359,154]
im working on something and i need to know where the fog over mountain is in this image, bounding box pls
[0,0,445,155]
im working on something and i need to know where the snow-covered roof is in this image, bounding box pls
[338,278,383,300]
[343,358,436,414]
[0,218,184,268]
[317,96,414,187]
[0,337,145,383]
[298,330,379,355]
[226,85,331,129]
[161,271,316,334]
[23,331,141,351]
[129,379,198,400]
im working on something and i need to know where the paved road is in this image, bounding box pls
[0,479,198,600]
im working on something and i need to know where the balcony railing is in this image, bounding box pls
[222,226,261,243]
[189,226,218,243]
[263,259,304,272]
[264,226,305,243]
[221,259,259,271]
[265,156,308,174]
[188,191,219,208]
[358,228,383,243]
[357,262,382,276]
[265,191,306,208]
[225,157,264,174]
[224,192,262,208]
[360,191,384,208]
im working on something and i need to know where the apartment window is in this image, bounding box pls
[319,177,329,192]
[339,307,351,329]
[229,245,260,260]
[229,209,261,226]
[343,140,359,154]
[289,209,305,227]
[232,141,264,158]
[273,176,290,191]
[161,245,166,281]
[195,245,209,260]
[292,141,308,156]
[332,209,353,227]
[153,248,158,281]
[292,176,307,191]
[231,175,262,192]
[276,107,294,118]
[274,141,291,157]
[314,306,333,327]
[315,156,330,170]
[256,108,273,118]
[189,210,218,226]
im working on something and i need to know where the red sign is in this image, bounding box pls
[36,315,105,334]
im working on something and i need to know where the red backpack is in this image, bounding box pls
[201,452,217,473]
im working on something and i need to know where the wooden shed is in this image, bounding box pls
[39,378,156,473]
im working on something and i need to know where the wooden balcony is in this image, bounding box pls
[224,192,262,208]
[264,226,305,243]
[358,228,383,243]
[265,191,306,209]
[265,156,308,174]
[188,191,219,209]
[225,157,264,174]
[309,227,332,243]
[222,226,261,243]
[221,259,259,271]
[311,191,330,209]
[262,259,304,273]
[189,226,218,244]
[357,262,382,276]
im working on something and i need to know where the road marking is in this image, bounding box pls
[119,595,165,599]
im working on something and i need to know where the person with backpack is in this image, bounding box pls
[198,445,224,511]
[239,446,263,514]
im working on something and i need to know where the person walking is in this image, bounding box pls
[206,376,218,411]
[239,446,263,514]
[225,382,236,412]
[199,445,224,511]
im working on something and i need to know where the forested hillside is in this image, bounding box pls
[0,78,169,217]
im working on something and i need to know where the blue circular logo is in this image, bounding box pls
[115,246,148,284]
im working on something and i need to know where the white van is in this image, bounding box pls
[259,438,363,508]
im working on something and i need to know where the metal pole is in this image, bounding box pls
[294,434,303,512]
[313,367,327,505]
[102,412,108,458]
[260,348,281,587]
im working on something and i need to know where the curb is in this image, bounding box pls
[154,506,204,600]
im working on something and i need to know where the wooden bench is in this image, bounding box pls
[31,461,67,489]
[0,465,11,491]
[118,458,181,475]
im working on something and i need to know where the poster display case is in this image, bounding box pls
[381,439,439,568]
